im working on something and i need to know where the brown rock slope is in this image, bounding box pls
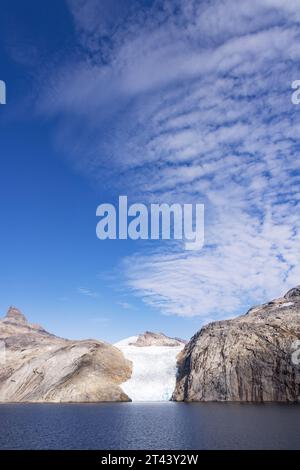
[0,307,132,402]
[173,287,300,402]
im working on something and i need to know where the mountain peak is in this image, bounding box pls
[284,286,300,300]
[4,306,28,324]
[130,331,186,347]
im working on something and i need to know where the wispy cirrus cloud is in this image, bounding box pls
[117,301,136,310]
[40,0,300,318]
[77,287,99,298]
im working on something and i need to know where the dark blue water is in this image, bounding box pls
[0,402,299,450]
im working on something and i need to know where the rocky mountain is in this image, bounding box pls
[0,307,132,402]
[129,331,186,347]
[173,287,300,402]
[115,333,185,401]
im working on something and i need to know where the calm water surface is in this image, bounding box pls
[0,402,299,450]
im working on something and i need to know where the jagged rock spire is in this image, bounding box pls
[284,286,300,300]
[4,306,28,324]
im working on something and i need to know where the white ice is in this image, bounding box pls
[115,336,184,402]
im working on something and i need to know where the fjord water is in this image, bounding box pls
[0,403,300,450]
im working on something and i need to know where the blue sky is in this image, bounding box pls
[1,0,300,342]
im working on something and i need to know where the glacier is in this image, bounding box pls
[115,336,184,402]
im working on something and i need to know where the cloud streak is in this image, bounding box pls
[78,287,99,298]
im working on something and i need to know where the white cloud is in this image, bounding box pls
[40,0,300,317]
[117,301,135,310]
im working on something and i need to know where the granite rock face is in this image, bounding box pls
[0,307,132,402]
[172,288,300,402]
